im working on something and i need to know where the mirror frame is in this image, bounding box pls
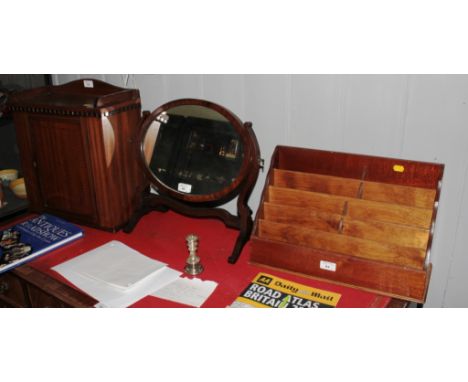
[126,98,261,264]
[139,98,255,205]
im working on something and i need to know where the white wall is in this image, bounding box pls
[53,74,468,307]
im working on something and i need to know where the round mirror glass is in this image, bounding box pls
[142,103,245,197]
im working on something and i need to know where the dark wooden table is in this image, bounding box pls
[1,211,412,308]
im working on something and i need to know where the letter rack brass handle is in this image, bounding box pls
[0,280,9,294]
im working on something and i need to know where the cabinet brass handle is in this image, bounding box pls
[0,281,9,294]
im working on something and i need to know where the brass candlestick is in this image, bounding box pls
[184,234,204,275]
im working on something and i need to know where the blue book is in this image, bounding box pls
[0,214,83,274]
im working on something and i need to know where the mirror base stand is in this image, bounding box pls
[124,190,254,264]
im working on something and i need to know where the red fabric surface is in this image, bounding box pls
[5,211,391,307]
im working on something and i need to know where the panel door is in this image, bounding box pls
[29,115,97,223]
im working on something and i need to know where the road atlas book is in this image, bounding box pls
[0,214,83,274]
[231,273,342,308]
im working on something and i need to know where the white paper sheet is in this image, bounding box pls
[55,264,181,308]
[151,277,218,307]
[51,240,183,308]
[53,240,166,290]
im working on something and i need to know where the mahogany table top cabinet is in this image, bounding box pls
[0,211,407,308]
[250,145,444,304]
[7,79,143,231]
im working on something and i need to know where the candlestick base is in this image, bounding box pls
[184,262,204,276]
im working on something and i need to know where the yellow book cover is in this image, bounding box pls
[231,273,341,308]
